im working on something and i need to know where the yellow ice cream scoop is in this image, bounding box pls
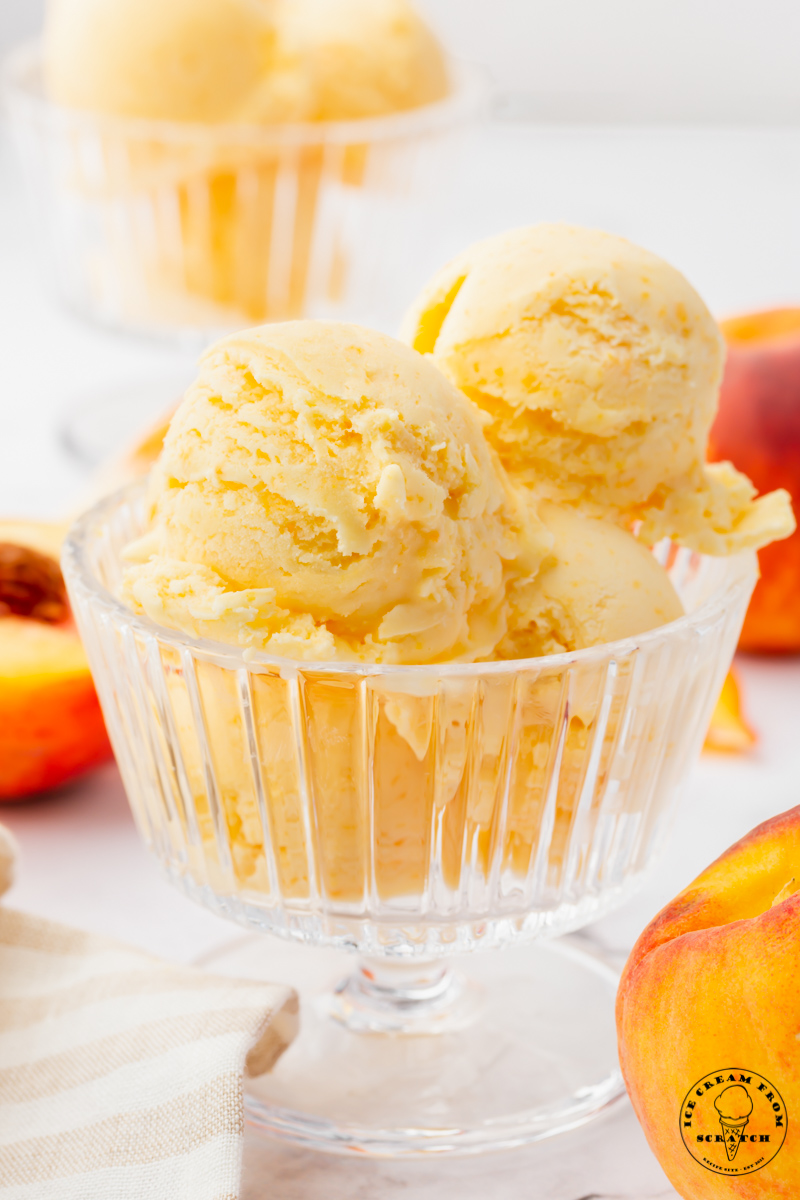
[401,223,795,556]
[499,502,685,658]
[44,0,277,123]
[124,321,547,664]
[259,0,450,121]
[44,0,449,124]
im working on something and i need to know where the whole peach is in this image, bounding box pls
[710,309,800,652]
[617,806,800,1198]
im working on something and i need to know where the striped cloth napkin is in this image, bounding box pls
[0,824,298,1200]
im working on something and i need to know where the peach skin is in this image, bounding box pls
[0,520,112,799]
[711,308,800,652]
[617,806,800,1197]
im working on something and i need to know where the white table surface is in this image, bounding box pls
[2,118,800,1199]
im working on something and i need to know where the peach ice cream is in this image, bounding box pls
[259,0,450,121]
[498,502,683,659]
[43,0,448,124]
[123,321,547,665]
[43,0,276,123]
[401,224,795,555]
[116,219,794,906]
[119,319,688,901]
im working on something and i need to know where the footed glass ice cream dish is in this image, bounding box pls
[60,270,793,1156]
[63,480,756,1155]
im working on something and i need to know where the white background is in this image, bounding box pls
[4,0,800,123]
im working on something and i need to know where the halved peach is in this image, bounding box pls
[0,520,112,800]
[711,308,800,652]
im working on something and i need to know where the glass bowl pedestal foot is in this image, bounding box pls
[200,934,625,1157]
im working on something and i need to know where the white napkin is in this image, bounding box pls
[0,824,297,1200]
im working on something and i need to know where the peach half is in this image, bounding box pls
[0,520,112,799]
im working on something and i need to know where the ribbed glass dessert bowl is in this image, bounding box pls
[63,484,757,1156]
[4,44,485,345]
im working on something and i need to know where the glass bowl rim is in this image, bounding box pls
[3,41,489,147]
[63,481,758,680]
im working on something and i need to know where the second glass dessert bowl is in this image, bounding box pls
[5,44,485,345]
[64,484,757,1156]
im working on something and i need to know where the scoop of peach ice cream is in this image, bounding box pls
[401,223,795,555]
[44,0,449,124]
[44,0,276,123]
[123,321,547,663]
[499,503,684,658]
[256,0,450,121]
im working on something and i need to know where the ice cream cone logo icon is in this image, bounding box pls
[715,1085,754,1161]
[681,1069,787,1175]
